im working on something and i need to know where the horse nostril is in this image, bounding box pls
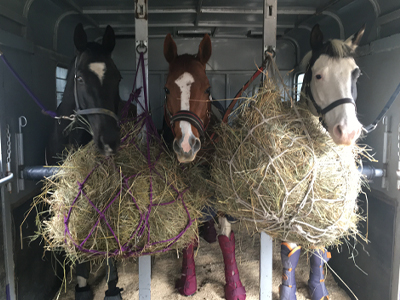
[192,138,201,153]
[173,139,181,154]
[333,124,343,138]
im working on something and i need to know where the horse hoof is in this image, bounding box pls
[75,284,94,300]
[175,277,197,296]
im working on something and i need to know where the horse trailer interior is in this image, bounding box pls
[0,0,399,299]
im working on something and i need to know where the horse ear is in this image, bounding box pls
[310,24,323,51]
[345,24,366,51]
[102,25,116,53]
[164,33,177,63]
[74,23,87,52]
[197,34,212,65]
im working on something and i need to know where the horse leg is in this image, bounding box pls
[279,242,301,300]
[308,248,331,300]
[75,262,93,300]
[218,216,246,300]
[176,242,197,296]
[199,206,218,243]
[104,258,123,300]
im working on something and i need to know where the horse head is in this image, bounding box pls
[301,24,365,146]
[163,34,212,163]
[71,23,121,156]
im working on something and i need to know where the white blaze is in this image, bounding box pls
[89,62,106,85]
[175,72,195,153]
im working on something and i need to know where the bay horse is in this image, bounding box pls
[279,24,365,300]
[163,34,246,300]
[46,24,124,300]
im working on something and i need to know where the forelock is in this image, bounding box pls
[325,39,354,58]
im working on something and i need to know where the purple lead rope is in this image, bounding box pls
[63,51,195,258]
[0,53,58,118]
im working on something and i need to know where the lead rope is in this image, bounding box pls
[0,50,59,119]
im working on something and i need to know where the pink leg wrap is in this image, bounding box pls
[218,232,246,300]
[176,242,197,296]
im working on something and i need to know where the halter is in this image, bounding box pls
[73,57,119,123]
[164,102,210,137]
[303,64,356,129]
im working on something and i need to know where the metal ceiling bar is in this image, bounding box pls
[100,22,294,30]
[83,8,197,14]
[195,0,204,27]
[56,0,99,27]
[378,9,400,26]
[82,6,315,15]
[0,4,27,26]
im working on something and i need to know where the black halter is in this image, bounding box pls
[302,64,356,129]
[164,104,209,137]
[73,57,119,122]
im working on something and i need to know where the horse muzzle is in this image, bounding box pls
[173,136,201,163]
[331,122,362,146]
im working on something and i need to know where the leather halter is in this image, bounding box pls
[303,64,356,128]
[164,98,210,137]
[73,57,119,122]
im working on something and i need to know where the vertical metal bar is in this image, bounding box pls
[260,1,276,299]
[1,186,16,300]
[139,255,151,300]
[263,0,277,61]
[135,0,149,118]
[260,232,273,300]
[135,1,151,299]
[382,116,391,190]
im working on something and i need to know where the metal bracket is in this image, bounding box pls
[135,0,148,19]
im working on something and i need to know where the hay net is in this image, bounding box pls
[35,53,210,262]
[212,71,370,249]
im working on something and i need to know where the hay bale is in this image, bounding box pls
[211,78,369,249]
[35,120,211,263]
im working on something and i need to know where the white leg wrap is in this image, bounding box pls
[218,216,231,238]
[282,241,297,249]
[77,276,87,288]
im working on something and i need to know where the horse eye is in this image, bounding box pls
[77,76,84,83]
[205,87,211,94]
[164,87,170,94]
[315,75,322,80]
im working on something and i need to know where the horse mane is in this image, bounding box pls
[300,39,354,71]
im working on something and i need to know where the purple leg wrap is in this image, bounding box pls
[308,249,331,300]
[280,243,301,300]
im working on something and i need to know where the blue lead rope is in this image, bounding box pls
[0,51,58,118]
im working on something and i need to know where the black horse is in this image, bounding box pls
[46,24,121,166]
[46,24,123,300]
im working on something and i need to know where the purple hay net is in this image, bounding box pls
[63,53,195,258]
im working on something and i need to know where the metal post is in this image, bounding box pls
[1,186,16,300]
[260,1,277,299]
[263,0,277,62]
[135,0,149,118]
[135,1,151,299]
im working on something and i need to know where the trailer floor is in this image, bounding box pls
[54,223,351,300]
